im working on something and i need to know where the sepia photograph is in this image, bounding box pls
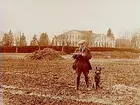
[0,0,140,105]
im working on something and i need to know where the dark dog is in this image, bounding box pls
[93,67,102,90]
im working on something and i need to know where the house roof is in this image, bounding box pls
[63,29,93,35]
[92,33,105,38]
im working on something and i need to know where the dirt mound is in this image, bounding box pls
[25,48,64,60]
[111,51,139,59]
[92,51,139,59]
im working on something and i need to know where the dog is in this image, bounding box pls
[93,67,102,90]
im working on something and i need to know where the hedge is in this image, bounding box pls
[0,46,140,53]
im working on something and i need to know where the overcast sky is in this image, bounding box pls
[0,0,140,44]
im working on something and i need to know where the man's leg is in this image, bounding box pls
[76,69,82,90]
[83,70,89,88]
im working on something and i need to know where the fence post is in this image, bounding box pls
[62,46,64,52]
[15,46,18,53]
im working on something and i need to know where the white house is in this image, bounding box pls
[93,34,115,47]
[52,29,115,47]
[52,30,92,46]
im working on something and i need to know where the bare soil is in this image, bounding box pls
[1,53,140,105]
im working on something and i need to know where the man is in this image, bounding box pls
[72,40,92,90]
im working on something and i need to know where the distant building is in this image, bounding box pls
[115,39,131,48]
[93,34,115,47]
[52,29,115,47]
[52,30,92,46]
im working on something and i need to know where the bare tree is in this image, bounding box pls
[119,30,131,40]
[51,35,58,46]
[131,29,140,48]
[0,34,2,46]
[51,37,54,46]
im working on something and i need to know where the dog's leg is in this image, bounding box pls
[92,81,95,88]
[96,77,101,90]
[96,80,99,90]
[93,75,97,89]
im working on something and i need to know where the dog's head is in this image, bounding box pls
[95,67,102,74]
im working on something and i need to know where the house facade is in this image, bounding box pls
[52,30,92,46]
[52,29,115,47]
[92,34,115,47]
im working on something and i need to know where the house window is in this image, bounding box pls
[95,42,97,47]
[110,43,112,47]
[75,42,77,46]
[102,42,104,47]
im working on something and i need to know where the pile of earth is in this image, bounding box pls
[92,51,140,59]
[111,51,139,59]
[25,48,64,60]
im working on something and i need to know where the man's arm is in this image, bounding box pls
[85,48,92,60]
[72,48,79,59]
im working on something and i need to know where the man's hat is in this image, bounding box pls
[78,40,86,45]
